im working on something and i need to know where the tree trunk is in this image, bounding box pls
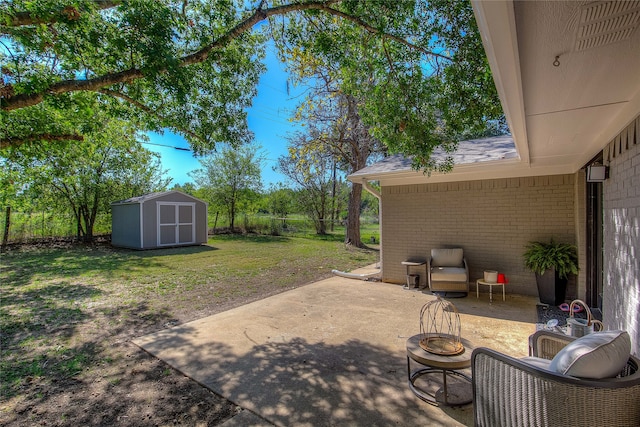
[213,211,219,231]
[75,209,83,241]
[229,195,236,232]
[84,209,95,243]
[345,182,363,247]
[330,162,337,232]
[317,217,326,234]
[1,206,10,252]
[312,190,327,235]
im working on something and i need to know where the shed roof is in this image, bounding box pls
[111,191,204,206]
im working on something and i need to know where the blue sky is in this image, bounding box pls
[146,46,304,188]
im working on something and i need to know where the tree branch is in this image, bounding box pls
[2,1,121,27]
[98,89,203,143]
[2,68,144,111]
[1,0,448,112]
[0,133,84,149]
[315,5,451,61]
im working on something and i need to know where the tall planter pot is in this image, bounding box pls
[535,268,567,305]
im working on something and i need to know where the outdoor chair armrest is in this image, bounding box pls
[528,329,575,358]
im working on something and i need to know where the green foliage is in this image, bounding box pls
[170,182,197,196]
[2,0,503,172]
[264,184,295,219]
[523,240,579,279]
[189,143,264,231]
[0,211,111,242]
[274,0,504,173]
[277,139,338,235]
[1,0,264,152]
[1,112,170,241]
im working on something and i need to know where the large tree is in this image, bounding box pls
[1,0,502,171]
[284,88,382,246]
[277,133,337,235]
[272,0,504,172]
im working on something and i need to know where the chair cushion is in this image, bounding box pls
[549,330,631,379]
[430,248,464,267]
[430,267,467,282]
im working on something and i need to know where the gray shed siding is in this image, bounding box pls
[141,201,158,249]
[112,191,208,249]
[111,203,141,249]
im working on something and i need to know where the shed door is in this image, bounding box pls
[157,202,196,246]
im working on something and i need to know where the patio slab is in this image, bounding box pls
[133,266,539,426]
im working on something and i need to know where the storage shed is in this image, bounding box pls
[111,191,208,249]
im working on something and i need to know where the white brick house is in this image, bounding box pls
[349,1,640,356]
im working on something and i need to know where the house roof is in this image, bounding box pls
[349,135,520,184]
[111,191,204,205]
[351,1,640,186]
[349,133,568,185]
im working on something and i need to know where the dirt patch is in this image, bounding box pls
[5,342,238,427]
[1,290,243,427]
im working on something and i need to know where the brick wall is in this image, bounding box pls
[603,115,640,356]
[380,175,578,297]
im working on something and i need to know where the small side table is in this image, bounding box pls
[476,279,506,302]
[401,259,427,289]
[406,334,474,406]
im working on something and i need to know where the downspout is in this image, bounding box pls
[360,179,382,272]
[361,179,381,201]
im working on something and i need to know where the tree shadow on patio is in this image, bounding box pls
[136,325,475,426]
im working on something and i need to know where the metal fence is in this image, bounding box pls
[0,210,111,243]
[1,210,379,244]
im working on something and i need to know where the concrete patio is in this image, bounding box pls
[133,265,540,426]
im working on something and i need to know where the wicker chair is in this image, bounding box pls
[472,330,640,426]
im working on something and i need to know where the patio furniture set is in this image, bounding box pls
[406,298,640,425]
[403,248,507,302]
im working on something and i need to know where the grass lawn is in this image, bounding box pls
[0,234,378,426]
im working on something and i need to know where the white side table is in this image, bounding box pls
[476,279,506,302]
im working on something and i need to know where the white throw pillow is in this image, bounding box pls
[549,330,631,379]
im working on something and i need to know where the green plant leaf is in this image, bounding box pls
[523,239,578,279]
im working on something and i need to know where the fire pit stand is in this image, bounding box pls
[407,297,475,406]
[406,334,474,406]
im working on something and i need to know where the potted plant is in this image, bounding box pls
[523,240,579,305]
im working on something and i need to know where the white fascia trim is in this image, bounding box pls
[575,90,640,169]
[471,0,530,165]
[351,158,576,187]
